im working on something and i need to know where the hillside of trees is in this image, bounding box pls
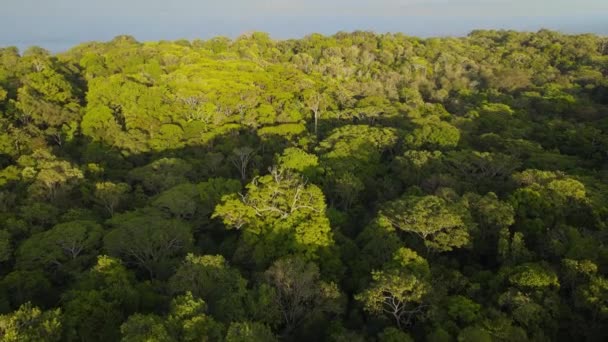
[0,29,607,341]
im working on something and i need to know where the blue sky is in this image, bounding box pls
[1,0,607,52]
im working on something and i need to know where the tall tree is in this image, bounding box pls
[213,167,333,266]
[356,248,431,329]
[379,195,471,252]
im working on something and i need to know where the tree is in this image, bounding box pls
[405,116,460,150]
[574,275,608,327]
[197,178,242,217]
[317,125,398,209]
[81,105,123,144]
[393,150,443,187]
[169,254,248,322]
[444,151,521,191]
[0,270,53,309]
[225,322,277,342]
[508,263,559,290]
[303,88,328,135]
[152,183,199,220]
[62,256,139,342]
[277,147,320,179]
[120,314,173,342]
[64,290,129,342]
[128,158,192,194]
[466,192,515,232]
[230,147,256,182]
[446,295,481,325]
[464,192,515,260]
[104,209,193,278]
[356,248,430,329]
[165,292,224,342]
[22,150,84,202]
[13,63,81,147]
[0,229,11,262]
[457,326,492,342]
[213,167,333,266]
[509,169,593,244]
[16,220,103,272]
[264,257,342,335]
[380,195,471,252]
[355,218,402,280]
[94,182,130,217]
[0,302,62,342]
[498,263,561,337]
[120,292,224,342]
[377,327,414,342]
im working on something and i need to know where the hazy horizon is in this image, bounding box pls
[1,0,607,53]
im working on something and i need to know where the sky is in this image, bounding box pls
[1,0,607,52]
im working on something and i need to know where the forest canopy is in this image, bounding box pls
[0,29,608,341]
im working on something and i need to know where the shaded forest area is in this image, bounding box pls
[0,30,608,341]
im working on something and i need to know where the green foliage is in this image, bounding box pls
[169,254,248,322]
[128,158,192,194]
[165,292,224,342]
[213,167,333,266]
[0,302,62,342]
[120,292,224,342]
[225,322,277,342]
[509,263,560,290]
[0,229,11,262]
[197,177,242,217]
[277,147,320,177]
[152,183,199,219]
[120,314,172,342]
[405,116,460,149]
[457,326,492,342]
[263,257,342,333]
[393,150,443,186]
[16,220,103,272]
[105,209,193,278]
[0,270,53,309]
[81,105,122,144]
[0,30,607,341]
[377,327,414,342]
[356,248,430,329]
[61,256,139,342]
[380,195,471,252]
[446,295,481,325]
[21,150,84,202]
[94,182,130,217]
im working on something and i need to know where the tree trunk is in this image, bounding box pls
[314,109,319,136]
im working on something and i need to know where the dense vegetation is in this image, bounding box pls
[0,29,607,341]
